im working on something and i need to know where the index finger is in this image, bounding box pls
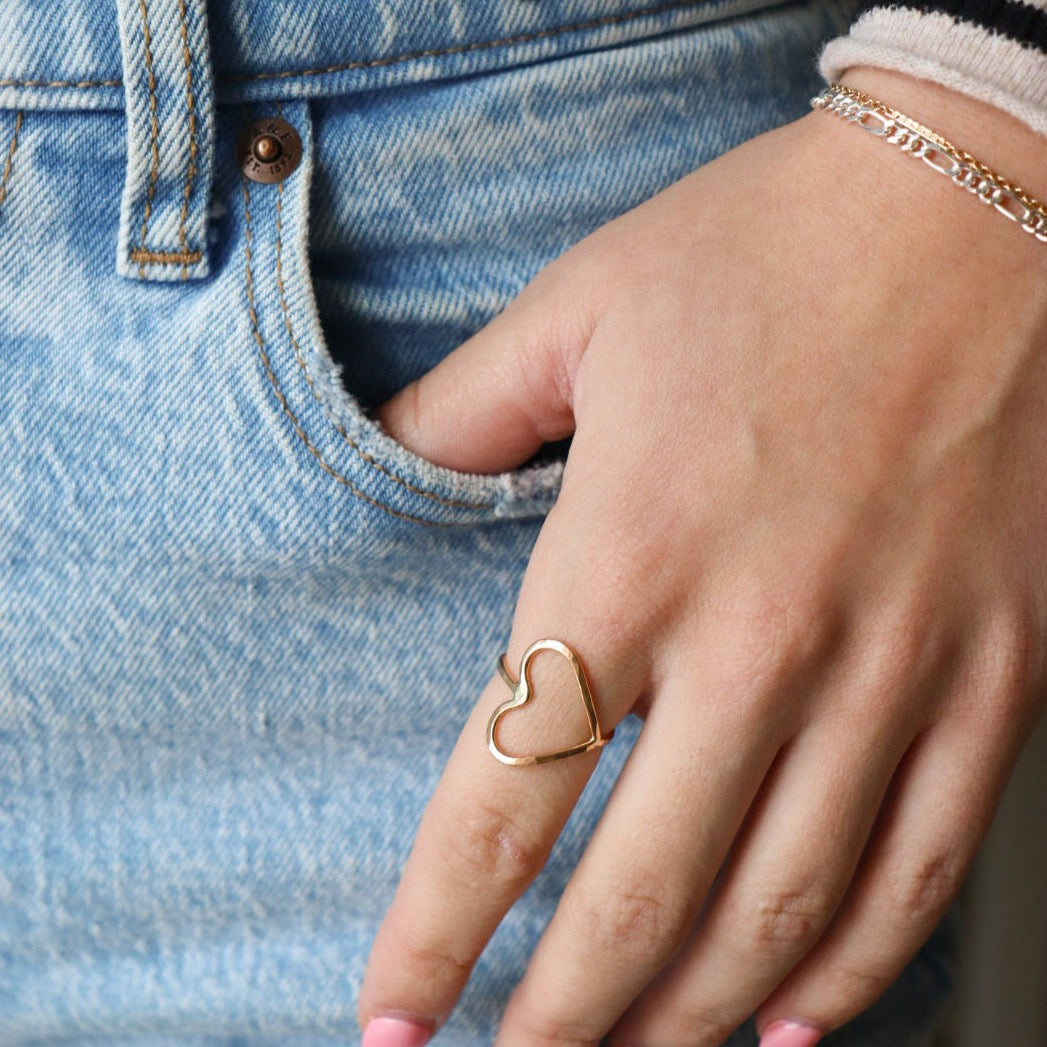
[357,521,648,1044]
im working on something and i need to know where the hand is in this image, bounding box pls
[359,68,1047,1046]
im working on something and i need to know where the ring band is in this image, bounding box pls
[487,638,614,766]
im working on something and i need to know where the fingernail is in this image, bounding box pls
[361,1015,433,1047]
[759,1019,824,1047]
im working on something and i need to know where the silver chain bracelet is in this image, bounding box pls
[812,84,1047,244]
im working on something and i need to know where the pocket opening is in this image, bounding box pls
[234,100,566,527]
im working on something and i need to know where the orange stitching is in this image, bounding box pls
[271,153,491,510]
[177,0,198,282]
[129,247,202,264]
[136,0,161,279]
[225,0,704,82]
[242,173,447,528]
[0,0,703,94]
[0,77,121,89]
[0,110,23,215]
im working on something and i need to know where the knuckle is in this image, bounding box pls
[439,798,547,895]
[391,925,473,985]
[655,1005,739,1047]
[885,851,965,926]
[739,883,838,951]
[824,956,896,1005]
[848,609,943,724]
[857,601,943,708]
[573,874,695,963]
[580,543,669,646]
[400,372,429,443]
[720,582,837,710]
[871,615,929,686]
[515,1011,604,1047]
[973,608,1042,718]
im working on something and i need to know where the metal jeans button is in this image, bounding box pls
[237,116,302,184]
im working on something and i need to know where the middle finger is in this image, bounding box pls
[494,676,785,1045]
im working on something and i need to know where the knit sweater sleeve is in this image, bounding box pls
[819,1,1047,135]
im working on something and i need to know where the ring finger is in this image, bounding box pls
[609,701,915,1046]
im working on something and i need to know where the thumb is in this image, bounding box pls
[376,265,595,474]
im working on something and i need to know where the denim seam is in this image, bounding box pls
[128,247,202,264]
[224,0,710,83]
[0,0,710,92]
[242,172,451,528]
[272,178,493,512]
[128,247,203,264]
[135,0,161,278]
[0,77,121,88]
[176,0,199,281]
[0,109,22,216]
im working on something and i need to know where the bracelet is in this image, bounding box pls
[811,83,1047,244]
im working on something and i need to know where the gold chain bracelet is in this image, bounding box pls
[811,84,1047,244]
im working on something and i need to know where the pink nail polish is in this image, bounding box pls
[361,1015,433,1047]
[759,1018,824,1047]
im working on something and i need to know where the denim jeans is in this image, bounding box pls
[0,1,954,1042]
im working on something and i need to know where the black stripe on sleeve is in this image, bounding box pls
[852,0,1047,52]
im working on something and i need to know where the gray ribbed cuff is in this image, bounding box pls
[820,6,1047,136]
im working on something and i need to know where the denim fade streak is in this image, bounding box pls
[0,1,954,1042]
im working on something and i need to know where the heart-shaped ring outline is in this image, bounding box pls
[487,639,614,766]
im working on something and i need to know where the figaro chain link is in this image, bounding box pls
[812,84,1047,244]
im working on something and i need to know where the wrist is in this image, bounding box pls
[797,66,1047,278]
[836,66,1047,205]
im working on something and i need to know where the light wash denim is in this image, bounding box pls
[0,1,954,1043]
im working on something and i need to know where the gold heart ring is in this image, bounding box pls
[487,638,614,766]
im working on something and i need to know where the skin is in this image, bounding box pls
[359,67,1047,1045]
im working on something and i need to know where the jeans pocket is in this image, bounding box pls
[229,98,564,529]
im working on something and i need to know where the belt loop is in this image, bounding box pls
[115,0,214,282]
